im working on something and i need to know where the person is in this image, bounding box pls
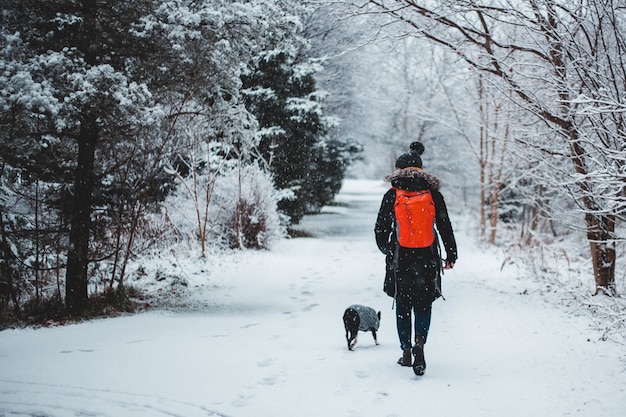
[374,141,457,376]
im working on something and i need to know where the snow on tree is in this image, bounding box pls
[242,47,360,223]
[343,0,626,294]
[1,0,164,313]
[0,0,309,318]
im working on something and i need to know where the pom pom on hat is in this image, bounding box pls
[395,141,424,169]
[409,141,425,155]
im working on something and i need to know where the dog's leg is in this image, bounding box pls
[349,334,358,350]
[345,328,352,350]
[371,328,379,345]
[344,308,360,350]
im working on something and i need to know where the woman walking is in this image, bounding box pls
[375,141,458,376]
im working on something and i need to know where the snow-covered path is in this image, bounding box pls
[1,179,625,417]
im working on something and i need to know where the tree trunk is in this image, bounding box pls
[65,120,98,314]
[0,210,20,315]
[569,131,616,294]
[586,213,616,295]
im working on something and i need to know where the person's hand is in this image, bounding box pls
[444,261,455,270]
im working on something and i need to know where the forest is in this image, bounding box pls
[1,0,625,330]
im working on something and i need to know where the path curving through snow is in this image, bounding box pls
[1,179,624,417]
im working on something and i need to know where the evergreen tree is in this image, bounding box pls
[242,50,360,223]
[1,0,162,313]
[306,137,362,213]
[0,0,303,316]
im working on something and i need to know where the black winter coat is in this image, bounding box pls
[374,169,458,305]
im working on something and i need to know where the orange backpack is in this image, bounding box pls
[393,188,436,248]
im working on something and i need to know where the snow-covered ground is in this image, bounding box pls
[1,179,625,417]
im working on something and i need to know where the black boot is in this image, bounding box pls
[397,347,412,366]
[412,335,426,376]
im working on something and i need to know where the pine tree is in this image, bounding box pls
[1,0,308,316]
[242,50,360,223]
[1,0,163,313]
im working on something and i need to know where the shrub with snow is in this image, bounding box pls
[163,162,285,252]
[212,163,286,250]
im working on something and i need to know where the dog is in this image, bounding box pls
[343,304,381,350]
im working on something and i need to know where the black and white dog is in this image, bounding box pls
[343,304,381,350]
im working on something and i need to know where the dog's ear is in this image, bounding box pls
[377,311,381,320]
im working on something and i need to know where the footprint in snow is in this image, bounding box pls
[354,370,369,379]
[232,394,254,408]
[258,376,276,386]
[257,358,276,367]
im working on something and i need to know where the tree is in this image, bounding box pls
[0,0,306,316]
[306,137,362,212]
[1,0,162,313]
[242,49,358,223]
[347,0,626,294]
[152,1,306,249]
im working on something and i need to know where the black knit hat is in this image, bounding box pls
[395,142,425,169]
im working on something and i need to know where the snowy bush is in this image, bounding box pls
[212,163,286,249]
[163,162,285,253]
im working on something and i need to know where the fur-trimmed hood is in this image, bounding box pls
[384,168,442,191]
